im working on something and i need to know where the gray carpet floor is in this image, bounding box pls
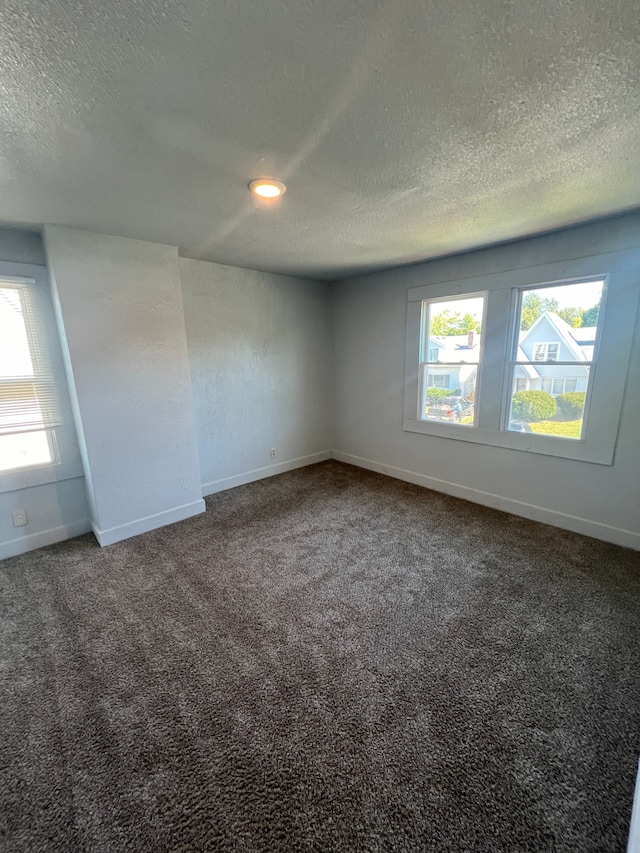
[2,460,639,852]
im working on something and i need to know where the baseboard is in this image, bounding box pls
[1,519,92,560]
[331,451,640,551]
[202,451,332,497]
[93,499,206,547]
[629,757,640,853]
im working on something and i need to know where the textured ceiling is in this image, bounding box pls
[0,0,638,280]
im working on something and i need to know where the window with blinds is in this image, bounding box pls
[0,278,61,472]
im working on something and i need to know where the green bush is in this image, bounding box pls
[426,387,450,401]
[511,390,556,422]
[555,392,586,420]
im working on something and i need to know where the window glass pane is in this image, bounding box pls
[0,430,53,472]
[0,279,62,473]
[423,369,477,427]
[510,279,604,439]
[509,365,590,440]
[518,280,604,343]
[0,288,34,377]
[425,296,483,365]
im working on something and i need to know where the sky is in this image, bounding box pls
[523,280,604,310]
[429,296,485,322]
[428,280,604,327]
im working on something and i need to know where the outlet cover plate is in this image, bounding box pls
[12,509,28,527]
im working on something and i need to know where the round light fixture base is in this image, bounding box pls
[249,179,286,199]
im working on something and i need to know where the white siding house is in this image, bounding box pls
[426,332,480,398]
[514,312,594,396]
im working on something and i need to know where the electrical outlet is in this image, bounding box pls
[12,509,28,528]
[270,448,277,458]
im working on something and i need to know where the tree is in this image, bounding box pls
[557,307,583,328]
[520,294,560,330]
[430,310,481,336]
[426,387,450,402]
[581,303,600,327]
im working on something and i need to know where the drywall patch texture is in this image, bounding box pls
[0,1,639,278]
[44,226,204,545]
[180,258,331,490]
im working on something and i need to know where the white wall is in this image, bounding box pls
[180,258,332,493]
[44,226,205,546]
[0,228,47,266]
[1,479,90,558]
[0,229,90,560]
[332,213,640,549]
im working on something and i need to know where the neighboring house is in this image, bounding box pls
[426,331,480,398]
[426,314,596,401]
[514,312,596,396]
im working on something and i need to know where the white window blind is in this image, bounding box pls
[0,278,61,437]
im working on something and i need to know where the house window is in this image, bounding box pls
[509,281,604,440]
[427,374,450,388]
[404,256,636,465]
[533,342,559,361]
[0,278,61,472]
[540,377,580,395]
[420,294,484,427]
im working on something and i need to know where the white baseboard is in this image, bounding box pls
[331,451,640,551]
[202,451,332,497]
[1,519,92,560]
[93,498,206,547]
[629,757,640,853]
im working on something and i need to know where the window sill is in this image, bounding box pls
[403,417,614,466]
[0,458,85,493]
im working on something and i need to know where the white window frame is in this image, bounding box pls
[403,249,639,465]
[0,262,83,493]
[533,342,559,361]
[418,293,486,427]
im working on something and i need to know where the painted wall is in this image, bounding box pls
[0,229,89,559]
[331,212,640,549]
[180,258,331,493]
[0,228,47,266]
[44,226,204,546]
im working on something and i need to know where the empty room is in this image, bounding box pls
[1,1,639,851]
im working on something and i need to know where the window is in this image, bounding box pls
[427,374,451,388]
[0,278,61,472]
[509,280,604,440]
[533,342,559,361]
[404,250,638,465]
[539,377,579,395]
[419,295,484,427]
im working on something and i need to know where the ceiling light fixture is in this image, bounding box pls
[249,179,286,199]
